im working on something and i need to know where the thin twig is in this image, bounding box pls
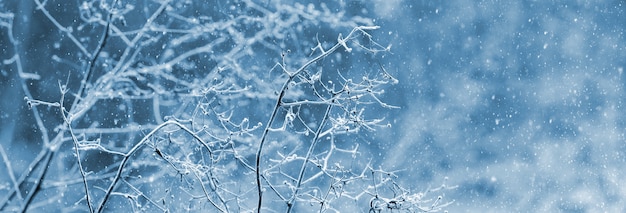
[0,145,23,203]
[0,13,55,210]
[33,0,91,57]
[286,103,332,212]
[60,85,94,212]
[95,120,212,213]
[71,1,116,115]
[19,151,54,213]
[255,26,379,212]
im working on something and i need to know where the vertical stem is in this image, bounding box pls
[255,27,358,212]
[18,151,54,213]
[255,77,290,213]
[71,3,115,114]
[286,104,332,213]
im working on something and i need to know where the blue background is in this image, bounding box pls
[371,1,626,212]
[2,0,626,212]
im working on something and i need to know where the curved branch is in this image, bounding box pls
[96,120,213,213]
[255,25,379,213]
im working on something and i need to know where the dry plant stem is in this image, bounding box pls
[33,0,91,56]
[286,104,332,213]
[192,170,227,212]
[0,19,54,211]
[15,2,143,210]
[0,145,23,203]
[0,137,51,210]
[2,2,114,209]
[70,0,169,122]
[120,179,167,212]
[3,1,407,209]
[60,89,95,212]
[72,5,115,111]
[60,5,116,210]
[24,2,117,210]
[18,150,54,213]
[255,26,377,213]
[95,120,213,213]
[110,0,170,76]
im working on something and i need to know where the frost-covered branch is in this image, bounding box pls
[0,1,451,212]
